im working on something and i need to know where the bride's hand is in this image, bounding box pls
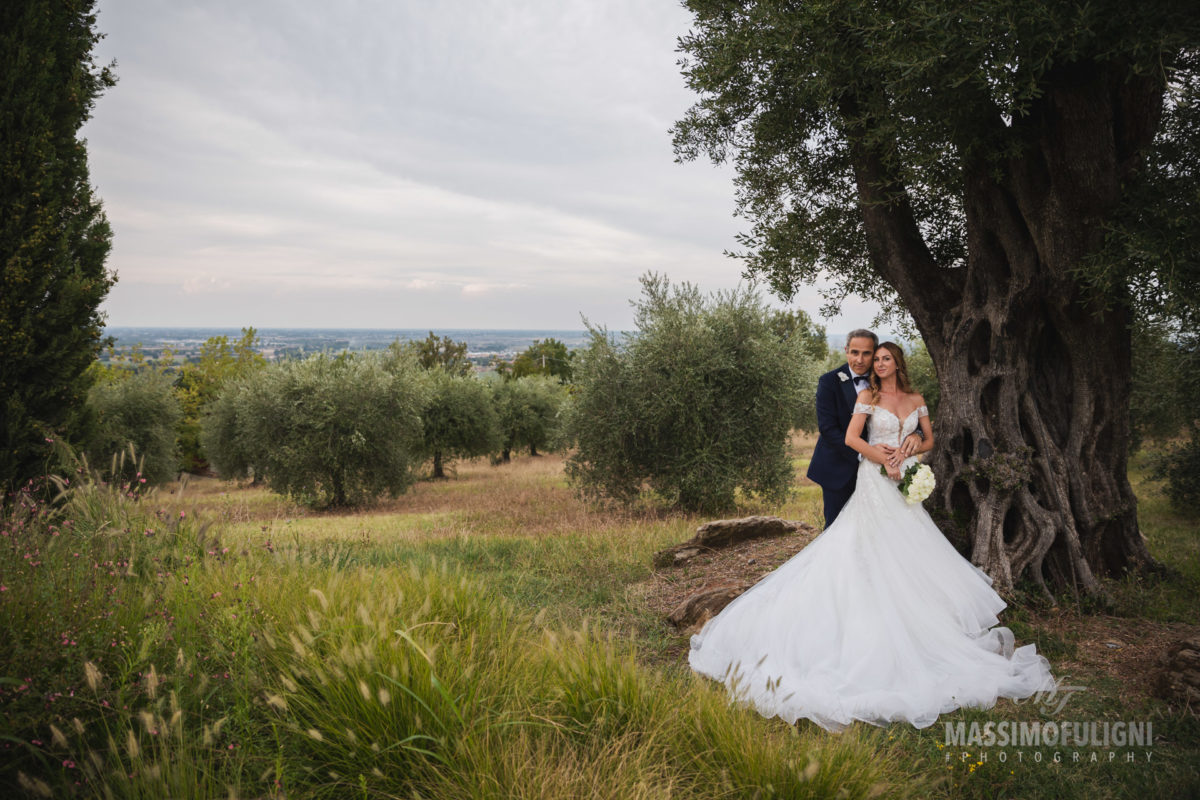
[885,462,902,480]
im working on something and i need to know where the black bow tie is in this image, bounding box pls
[853,375,869,383]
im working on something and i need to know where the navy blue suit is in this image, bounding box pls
[806,364,868,529]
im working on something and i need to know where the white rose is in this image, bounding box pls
[906,466,936,503]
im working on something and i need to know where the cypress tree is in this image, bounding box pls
[1,0,116,493]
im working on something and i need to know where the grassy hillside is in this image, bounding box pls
[2,437,1197,798]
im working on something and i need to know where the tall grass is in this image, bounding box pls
[4,445,1197,798]
[2,456,918,798]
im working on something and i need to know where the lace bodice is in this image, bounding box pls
[854,403,928,447]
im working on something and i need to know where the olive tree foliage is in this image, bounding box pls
[769,309,825,431]
[1130,320,1200,511]
[202,352,427,508]
[492,376,569,461]
[200,374,256,483]
[419,370,502,479]
[1161,430,1200,512]
[673,0,1200,597]
[904,340,941,419]
[1,0,116,494]
[1129,318,1198,451]
[84,371,182,485]
[564,274,809,513]
[176,328,266,473]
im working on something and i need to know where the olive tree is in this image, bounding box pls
[85,371,182,485]
[674,0,1200,596]
[176,328,265,473]
[492,375,569,461]
[199,377,255,483]
[565,274,809,513]
[205,352,427,507]
[418,370,502,479]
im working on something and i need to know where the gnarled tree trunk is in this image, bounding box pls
[851,63,1161,599]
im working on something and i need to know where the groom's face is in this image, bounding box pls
[845,337,875,376]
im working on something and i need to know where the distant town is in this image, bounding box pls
[101,327,597,371]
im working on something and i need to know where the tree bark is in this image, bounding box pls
[849,63,1162,599]
[331,471,346,507]
[432,450,445,479]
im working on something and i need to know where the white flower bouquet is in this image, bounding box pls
[881,462,936,504]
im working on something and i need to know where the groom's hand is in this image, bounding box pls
[899,433,921,458]
[878,444,903,471]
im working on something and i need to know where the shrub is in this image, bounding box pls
[206,352,427,507]
[564,274,810,513]
[419,370,502,478]
[508,338,574,382]
[493,375,569,460]
[1164,430,1200,512]
[84,370,182,484]
[399,331,474,375]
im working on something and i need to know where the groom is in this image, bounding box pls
[807,329,919,529]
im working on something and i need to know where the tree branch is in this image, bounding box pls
[839,94,962,332]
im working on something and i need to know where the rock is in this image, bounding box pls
[652,515,814,568]
[1152,637,1200,712]
[693,515,811,549]
[668,582,751,630]
[670,547,702,566]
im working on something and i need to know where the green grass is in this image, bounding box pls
[1109,452,1200,623]
[2,445,1197,798]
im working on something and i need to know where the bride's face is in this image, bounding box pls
[873,349,896,380]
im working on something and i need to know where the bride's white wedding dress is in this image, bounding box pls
[688,402,1055,732]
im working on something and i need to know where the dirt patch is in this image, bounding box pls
[1028,606,1200,707]
[637,527,820,637]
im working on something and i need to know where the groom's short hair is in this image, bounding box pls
[846,329,878,349]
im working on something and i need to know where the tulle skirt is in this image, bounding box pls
[688,459,1056,732]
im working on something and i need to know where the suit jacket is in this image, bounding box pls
[806,363,868,491]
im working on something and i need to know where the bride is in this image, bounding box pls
[688,341,1055,732]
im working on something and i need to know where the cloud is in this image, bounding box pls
[86,0,883,330]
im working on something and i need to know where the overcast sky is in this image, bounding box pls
[85,0,884,332]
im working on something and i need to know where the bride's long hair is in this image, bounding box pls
[869,341,913,404]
